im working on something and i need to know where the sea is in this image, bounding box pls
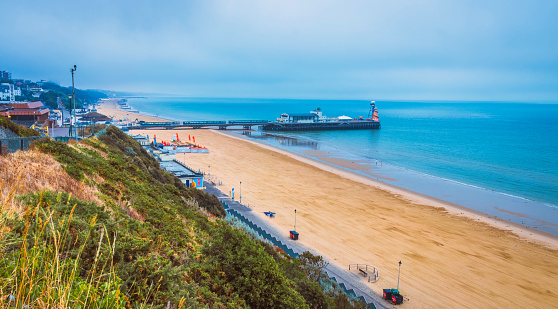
[124,97,558,235]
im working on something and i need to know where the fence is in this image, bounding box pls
[0,136,42,154]
[349,264,379,282]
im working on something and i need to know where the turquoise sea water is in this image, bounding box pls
[125,97,558,234]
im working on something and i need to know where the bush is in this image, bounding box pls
[203,225,308,308]
[0,115,40,137]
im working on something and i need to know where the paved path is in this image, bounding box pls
[203,182,395,309]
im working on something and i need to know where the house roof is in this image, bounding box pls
[0,108,49,116]
[10,101,44,109]
[131,134,148,140]
[78,112,110,122]
[288,113,318,118]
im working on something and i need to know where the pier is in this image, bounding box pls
[128,120,270,130]
[126,119,380,131]
[262,120,380,131]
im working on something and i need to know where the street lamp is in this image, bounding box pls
[397,260,402,290]
[294,209,297,231]
[240,181,242,204]
[70,65,77,139]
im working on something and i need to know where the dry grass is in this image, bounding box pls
[0,149,101,216]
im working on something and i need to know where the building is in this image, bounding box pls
[159,159,204,188]
[0,83,22,101]
[0,70,11,80]
[281,113,319,123]
[131,134,150,146]
[0,101,50,127]
[77,111,111,124]
[143,144,204,188]
[0,83,15,101]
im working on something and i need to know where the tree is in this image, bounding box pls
[298,251,329,282]
[39,91,69,109]
[203,226,309,308]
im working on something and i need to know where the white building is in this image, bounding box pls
[0,83,15,101]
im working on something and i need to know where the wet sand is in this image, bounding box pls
[100,100,558,308]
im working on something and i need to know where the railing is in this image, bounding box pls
[138,121,181,126]
[328,277,375,308]
[227,120,269,124]
[349,264,379,283]
[182,120,226,125]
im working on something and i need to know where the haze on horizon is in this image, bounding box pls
[1,0,557,102]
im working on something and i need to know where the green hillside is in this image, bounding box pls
[0,125,366,308]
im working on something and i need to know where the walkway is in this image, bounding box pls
[203,182,394,309]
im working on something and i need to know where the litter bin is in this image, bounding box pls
[289,230,299,240]
[392,294,403,305]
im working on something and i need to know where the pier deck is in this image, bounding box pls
[262,121,380,131]
[128,120,269,130]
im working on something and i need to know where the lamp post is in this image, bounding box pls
[70,65,77,139]
[397,260,402,290]
[240,181,242,204]
[294,209,297,231]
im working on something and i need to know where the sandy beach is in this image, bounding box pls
[97,98,169,123]
[102,100,558,308]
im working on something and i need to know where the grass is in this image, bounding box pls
[0,116,40,137]
[0,124,368,308]
[0,149,101,217]
[0,187,125,308]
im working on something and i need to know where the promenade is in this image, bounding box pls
[203,182,394,309]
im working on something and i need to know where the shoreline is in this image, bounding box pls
[99,99,558,308]
[236,131,558,236]
[98,98,558,247]
[96,98,176,123]
[218,129,558,249]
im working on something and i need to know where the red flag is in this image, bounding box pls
[188,135,191,141]
[193,136,195,143]
[176,133,179,142]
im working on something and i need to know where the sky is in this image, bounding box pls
[1,0,557,101]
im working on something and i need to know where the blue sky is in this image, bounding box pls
[1,0,557,101]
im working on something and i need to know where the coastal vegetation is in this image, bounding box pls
[0,123,366,308]
[39,81,108,110]
[1,76,107,110]
[0,115,40,137]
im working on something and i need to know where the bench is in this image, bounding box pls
[359,268,368,277]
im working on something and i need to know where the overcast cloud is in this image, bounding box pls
[1,0,557,101]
